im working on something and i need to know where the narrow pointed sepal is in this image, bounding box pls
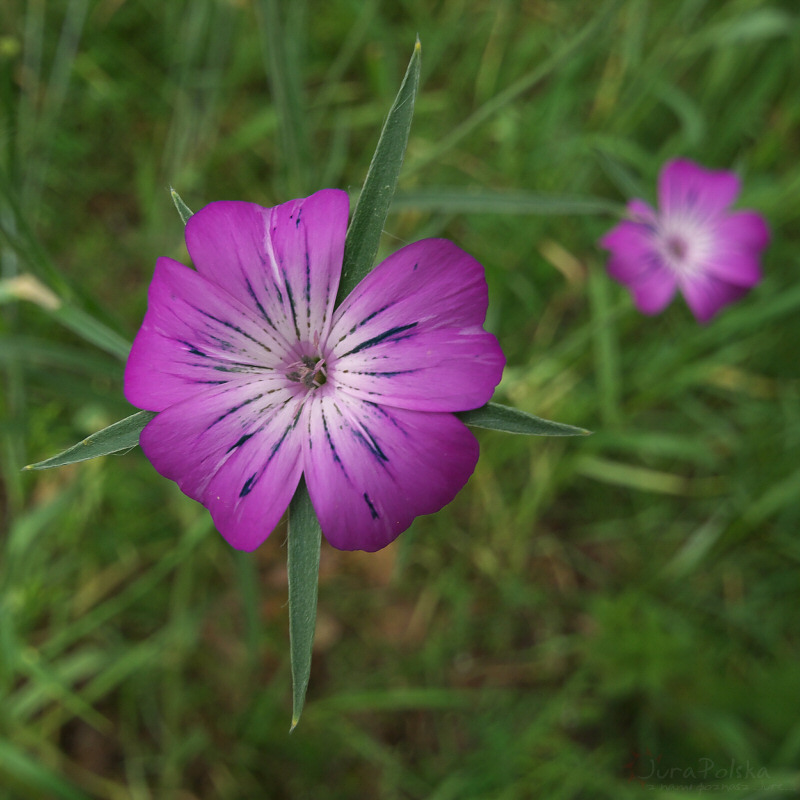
[457,402,590,436]
[23,410,157,470]
[288,479,322,730]
[170,186,194,226]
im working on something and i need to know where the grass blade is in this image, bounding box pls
[0,740,91,800]
[404,0,623,178]
[256,0,311,195]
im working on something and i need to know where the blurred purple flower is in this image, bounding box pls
[124,189,505,552]
[599,159,769,322]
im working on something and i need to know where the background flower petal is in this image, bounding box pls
[302,395,479,551]
[658,159,740,218]
[629,266,678,315]
[139,384,305,551]
[702,252,762,288]
[185,189,349,349]
[627,199,657,224]
[715,210,771,250]
[329,239,504,411]
[680,273,749,323]
[600,220,660,283]
[125,257,290,411]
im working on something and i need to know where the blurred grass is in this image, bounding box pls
[2,0,800,797]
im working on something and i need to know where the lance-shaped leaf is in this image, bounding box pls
[458,402,590,436]
[24,411,157,470]
[335,38,421,306]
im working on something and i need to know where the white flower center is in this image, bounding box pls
[657,214,713,277]
[286,354,327,389]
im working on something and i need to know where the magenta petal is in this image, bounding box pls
[302,396,479,551]
[699,212,768,288]
[139,385,305,551]
[600,220,661,283]
[329,239,505,412]
[627,199,657,224]
[702,251,762,288]
[125,257,288,411]
[680,273,749,323]
[185,189,349,347]
[659,159,740,218]
[629,265,678,315]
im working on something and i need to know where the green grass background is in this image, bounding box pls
[2,0,800,797]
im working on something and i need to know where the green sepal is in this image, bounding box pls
[24,410,157,471]
[170,186,194,225]
[23,188,194,473]
[287,479,322,731]
[458,402,590,436]
[286,39,423,729]
[335,38,421,306]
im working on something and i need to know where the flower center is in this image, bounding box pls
[665,234,688,262]
[286,354,327,390]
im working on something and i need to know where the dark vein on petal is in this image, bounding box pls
[267,418,294,463]
[363,492,380,520]
[348,369,420,378]
[240,473,257,497]
[208,392,264,428]
[212,362,270,373]
[336,302,395,344]
[341,322,418,356]
[244,276,273,326]
[227,431,256,453]
[367,401,409,436]
[191,305,274,355]
[355,302,394,329]
[321,407,347,477]
[237,405,300,497]
[304,227,312,326]
[351,424,388,463]
[283,274,301,340]
[180,340,206,358]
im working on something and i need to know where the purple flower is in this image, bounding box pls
[599,159,769,323]
[124,189,505,552]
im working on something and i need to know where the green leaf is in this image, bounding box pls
[335,38,421,306]
[457,402,590,437]
[287,479,322,731]
[23,410,157,471]
[170,186,194,225]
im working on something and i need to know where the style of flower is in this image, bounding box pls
[599,159,769,323]
[124,189,505,552]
